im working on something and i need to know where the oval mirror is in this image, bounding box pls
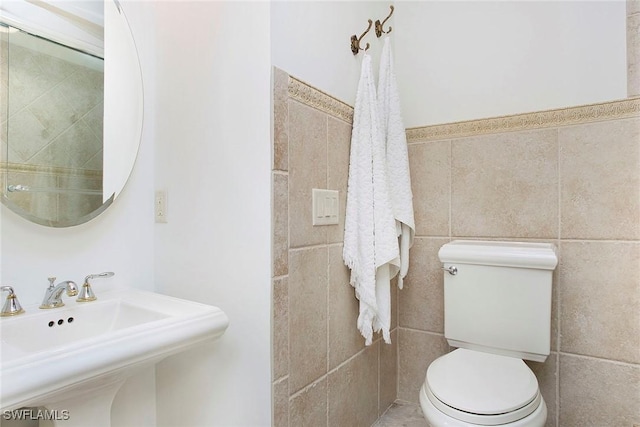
[0,0,143,227]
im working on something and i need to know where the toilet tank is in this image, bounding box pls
[439,240,558,362]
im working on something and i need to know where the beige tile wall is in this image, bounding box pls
[272,76,640,427]
[0,165,102,223]
[404,101,640,427]
[4,42,103,169]
[1,32,104,223]
[271,68,397,427]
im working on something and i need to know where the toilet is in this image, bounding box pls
[420,240,558,427]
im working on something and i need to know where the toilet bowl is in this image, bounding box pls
[419,349,547,427]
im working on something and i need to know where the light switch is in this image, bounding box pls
[312,189,339,226]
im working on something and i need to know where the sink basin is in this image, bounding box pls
[0,288,229,424]
[1,300,169,357]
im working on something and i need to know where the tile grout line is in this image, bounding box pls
[377,335,381,418]
[288,339,384,402]
[448,140,452,239]
[285,73,292,427]
[557,127,562,242]
[396,268,400,406]
[559,238,640,243]
[396,297,401,405]
[557,351,640,367]
[398,326,445,338]
[289,243,333,252]
[412,236,640,244]
[555,126,561,427]
[555,351,560,426]
[325,113,330,427]
[273,375,289,386]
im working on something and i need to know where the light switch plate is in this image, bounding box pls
[312,189,339,226]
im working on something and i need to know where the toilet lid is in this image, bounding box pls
[427,348,539,416]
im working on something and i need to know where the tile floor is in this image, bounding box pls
[373,400,429,427]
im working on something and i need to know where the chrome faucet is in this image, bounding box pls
[40,277,79,309]
[1,286,25,316]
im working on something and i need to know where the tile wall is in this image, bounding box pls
[272,62,639,426]
[271,68,397,427]
[402,98,640,427]
[0,32,104,223]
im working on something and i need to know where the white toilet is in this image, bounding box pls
[420,240,558,427]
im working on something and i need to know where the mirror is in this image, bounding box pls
[0,0,143,227]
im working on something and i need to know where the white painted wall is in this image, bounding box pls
[0,1,157,425]
[272,1,627,127]
[271,1,394,105]
[394,1,628,127]
[152,2,272,426]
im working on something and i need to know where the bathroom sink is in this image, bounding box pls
[1,299,169,357]
[0,288,229,420]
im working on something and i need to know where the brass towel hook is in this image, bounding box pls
[351,19,373,55]
[375,5,394,37]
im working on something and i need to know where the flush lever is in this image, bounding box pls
[441,265,458,275]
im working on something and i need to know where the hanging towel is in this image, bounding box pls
[343,52,399,346]
[378,36,415,290]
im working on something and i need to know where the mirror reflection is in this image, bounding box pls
[1,26,106,224]
[0,0,142,228]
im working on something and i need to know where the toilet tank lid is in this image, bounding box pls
[438,240,558,270]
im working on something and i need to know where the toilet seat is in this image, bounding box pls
[424,349,541,426]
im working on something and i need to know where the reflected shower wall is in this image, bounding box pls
[0,25,104,223]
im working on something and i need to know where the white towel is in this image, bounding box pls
[378,36,415,290]
[343,53,399,346]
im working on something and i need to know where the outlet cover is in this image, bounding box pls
[155,190,168,223]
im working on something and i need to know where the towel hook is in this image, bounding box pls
[375,5,394,37]
[351,19,373,55]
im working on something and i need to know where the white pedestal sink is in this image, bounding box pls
[0,289,229,426]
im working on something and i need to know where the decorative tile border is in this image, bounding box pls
[1,162,101,178]
[407,97,640,143]
[285,74,639,143]
[288,76,354,124]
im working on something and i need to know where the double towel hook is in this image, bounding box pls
[351,5,395,55]
[351,19,373,55]
[375,5,394,37]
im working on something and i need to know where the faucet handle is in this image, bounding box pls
[77,272,115,302]
[47,277,56,287]
[1,286,25,317]
[85,272,115,282]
